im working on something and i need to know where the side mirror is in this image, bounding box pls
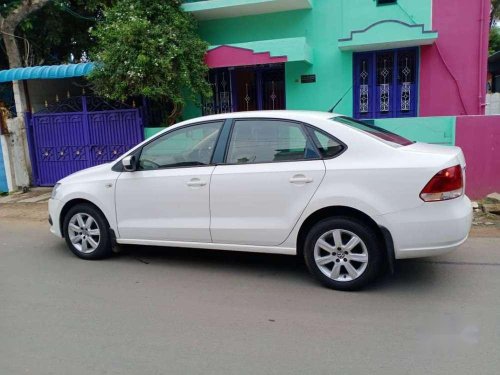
[122,155,137,172]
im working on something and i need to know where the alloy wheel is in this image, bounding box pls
[313,229,369,282]
[67,213,101,254]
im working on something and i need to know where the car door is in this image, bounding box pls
[210,119,326,246]
[115,121,224,242]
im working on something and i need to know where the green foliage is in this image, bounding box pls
[490,26,500,54]
[0,1,113,68]
[0,1,23,17]
[88,0,211,109]
[492,0,500,28]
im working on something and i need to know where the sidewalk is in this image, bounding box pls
[0,187,51,221]
[0,187,52,204]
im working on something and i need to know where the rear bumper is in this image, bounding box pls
[381,195,472,259]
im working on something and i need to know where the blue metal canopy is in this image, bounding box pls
[0,62,94,83]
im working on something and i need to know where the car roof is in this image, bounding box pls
[181,110,340,125]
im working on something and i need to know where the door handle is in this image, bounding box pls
[186,178,207,187]
[289,175,313,184]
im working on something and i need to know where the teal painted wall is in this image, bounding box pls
[146,117,456,147]
[374,116,456,145]
[0,140,8,193]
[184,0,433,119]
[144,127,166,139]
[339,0,432,35]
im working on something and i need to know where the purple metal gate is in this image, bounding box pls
[27,96,143,186]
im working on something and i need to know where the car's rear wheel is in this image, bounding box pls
[304,217,383,291]
[63,204,112,260]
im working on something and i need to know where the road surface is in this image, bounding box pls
[1,217,499,374]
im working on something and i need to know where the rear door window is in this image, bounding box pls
[226,119,318,164]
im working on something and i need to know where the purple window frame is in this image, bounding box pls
[353,47,419,119]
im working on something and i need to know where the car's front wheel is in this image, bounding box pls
[63,203,112,260]
[304,217,383,291]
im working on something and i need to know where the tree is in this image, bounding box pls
[14,1,113,67]
[0,0,51,69]
[490,26,500,54]
[0,1,113,69]
[491,0,500,28]
[88,0,211,123]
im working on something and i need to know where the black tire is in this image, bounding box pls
[63,203,113,260]
[303,217,383,291]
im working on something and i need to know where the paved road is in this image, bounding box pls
[1,218,500,375]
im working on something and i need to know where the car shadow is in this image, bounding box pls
[116,244,442,292]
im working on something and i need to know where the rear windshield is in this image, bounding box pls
[332,116,413,147]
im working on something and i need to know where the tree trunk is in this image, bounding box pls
[0,0,51,114]
[0,0,51,68]
[167,102,184,125]
[2,27,23,68]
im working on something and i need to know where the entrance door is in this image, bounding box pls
[262,68,286,110]
[235,70,258,111]
[203,64,286,115]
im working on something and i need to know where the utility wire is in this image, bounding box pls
[58,4,96,21]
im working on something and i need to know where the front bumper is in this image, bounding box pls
[48,198,64,238]
[382,195,472,259]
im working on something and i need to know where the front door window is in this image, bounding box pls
[354,48,418,119]
[138,122,223,170]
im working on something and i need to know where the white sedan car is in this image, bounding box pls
[49,111,472,290]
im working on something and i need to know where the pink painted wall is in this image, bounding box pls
[420,0,490,116]
[205,46,287,69]
[455,115,500,199]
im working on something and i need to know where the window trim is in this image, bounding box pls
[304,125,348,160]
[218,117,326,166]
[353,47,419,119]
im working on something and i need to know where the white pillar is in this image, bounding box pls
[6,117,31,188]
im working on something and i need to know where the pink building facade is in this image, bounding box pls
[420,0,491,117]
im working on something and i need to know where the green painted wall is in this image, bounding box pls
[339,0,432,36]
[184,0,433,120]
[374,116,456,145]
[144,127,166,139]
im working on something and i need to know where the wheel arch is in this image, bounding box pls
[296,206,395,272]
[59,199,110,238]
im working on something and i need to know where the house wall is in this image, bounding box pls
[486,93,500,115]
[189,0,434,119]
[375,116,455,145]
[419,0,490,116]
[27,78,87,112]
[0,137,8,192]
[455,115,500,199]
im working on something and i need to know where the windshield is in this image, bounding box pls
[332,116,413,147]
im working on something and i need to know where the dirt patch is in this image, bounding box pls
[471,196,500,236]
[0,202,48,222]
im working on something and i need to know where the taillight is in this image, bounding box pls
[420,165,463,202]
